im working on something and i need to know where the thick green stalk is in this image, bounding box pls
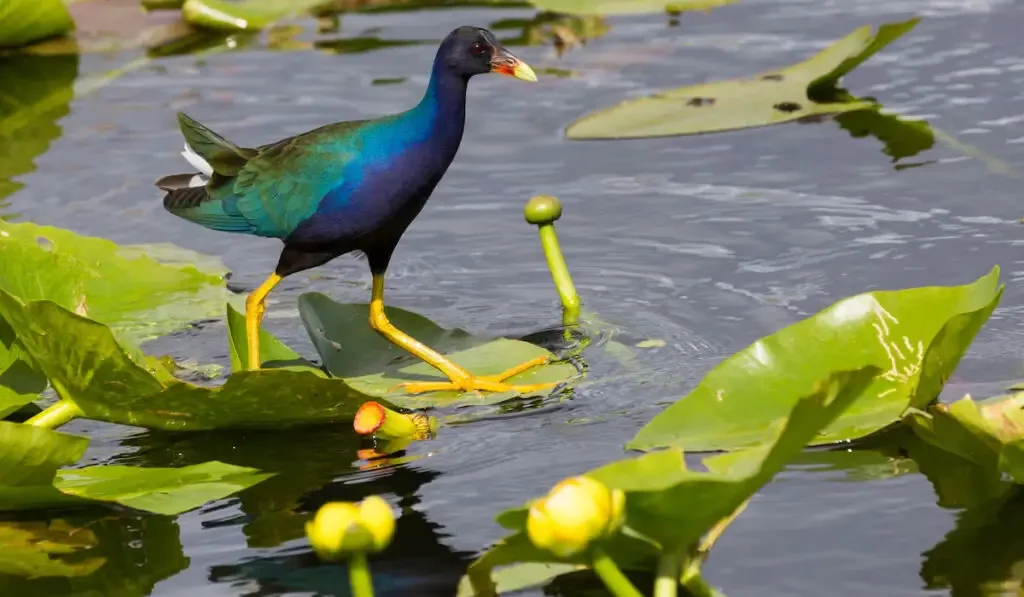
[590,547,643,597]
[25,400,81,430]
[654,551,680,597]
[348,553,375,597]
[679,557,721,597]
[538,224,581,325]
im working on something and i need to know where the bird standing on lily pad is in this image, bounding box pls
[156,26,552,395]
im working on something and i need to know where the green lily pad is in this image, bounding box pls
[462,368,877,594]
[628,267,1002,453]
[0,0,73,48]
[565,19,920,139]
[0,290,401,430]
[528,0,735,15]
[0,421,271,513]
[297,292,579,407]
[182,0,328,31]
[905,393,1024,484]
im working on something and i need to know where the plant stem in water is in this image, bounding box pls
[654,551,680,597]
[348,553,375,597]
[25,400,82,430]
[538,224,581,325]
[590,547,643,597]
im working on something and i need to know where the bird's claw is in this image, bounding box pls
[394,355,556,395]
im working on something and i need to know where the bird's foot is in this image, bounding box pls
[396,355,556,395]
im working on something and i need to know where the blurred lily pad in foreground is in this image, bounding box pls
[459,368,877,596]
[566,18,920,139]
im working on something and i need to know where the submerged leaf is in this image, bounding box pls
[462,368,877,594]
[298,292,579,408]
[0,0,73,48]
[628,268,1002,452]
[566,19,920,139]
[0,519,105,579]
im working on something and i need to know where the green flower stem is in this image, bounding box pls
[679,557,722,597]
[590,547,643,597]
[25,400,82,430]
[654,551,680,597]
[348,553,375,597]
[538,224,582,326]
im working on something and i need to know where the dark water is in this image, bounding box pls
[5,0,1024,595]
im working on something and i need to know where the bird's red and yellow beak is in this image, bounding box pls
[490,49,538,82]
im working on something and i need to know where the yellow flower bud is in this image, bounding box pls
[305,496,396,561]
[526,476,625,558]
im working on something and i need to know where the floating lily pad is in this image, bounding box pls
[461,368,877,595]
[529,0,735,15]
[0,0,73,48]
[0,421,270,513]
[628,267,1002,453]
[0,291,400,430]
[566,19,920,139]
[905,393,1024,483]
[182,0,329,31]
[297,292,579,407]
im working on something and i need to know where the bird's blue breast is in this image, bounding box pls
[288,99,462,245]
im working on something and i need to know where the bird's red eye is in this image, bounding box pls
[471,42,486,56]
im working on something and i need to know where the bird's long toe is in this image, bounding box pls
[396,355,555,395]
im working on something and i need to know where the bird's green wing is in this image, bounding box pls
[178,112,256,177]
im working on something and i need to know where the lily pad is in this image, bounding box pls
[0,290,399,430]
[0,421,271,513]
[0,0,73,48]
[905,393,1024,483]
[297,292,579,406]
[461,368,877,595]
[565,18,920,139]
[528,0,736,15]
[182,0,329,31]
[628,267,1002,453]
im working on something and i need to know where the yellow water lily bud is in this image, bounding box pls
[526,476,625,558]
[305,496,396,561]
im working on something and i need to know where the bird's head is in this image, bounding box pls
[440,26,537,83]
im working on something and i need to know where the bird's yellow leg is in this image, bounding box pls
[245,273,283,371]
[368,274,555,395]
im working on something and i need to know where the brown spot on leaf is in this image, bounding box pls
[761,73,784,81]
[685,97,716,107]
[74,296,88,317]
[774,101,802,113]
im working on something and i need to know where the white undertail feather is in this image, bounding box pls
[181,143,213,188]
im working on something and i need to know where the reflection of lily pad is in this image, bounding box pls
[0,0,73,48]
[0,422,271,514]
[0,519,106,579]
[0,515,189,596]
[297,292,579,407]
[461,369,877,595]
[566,19,920,139]
[628,268,1002,453]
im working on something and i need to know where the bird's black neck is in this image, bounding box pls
[413,58,469,144]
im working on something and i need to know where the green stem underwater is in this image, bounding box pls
[590,547,643,597]
[654,551,681,597]
[25,400,82,430]
[348,553,375,597]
